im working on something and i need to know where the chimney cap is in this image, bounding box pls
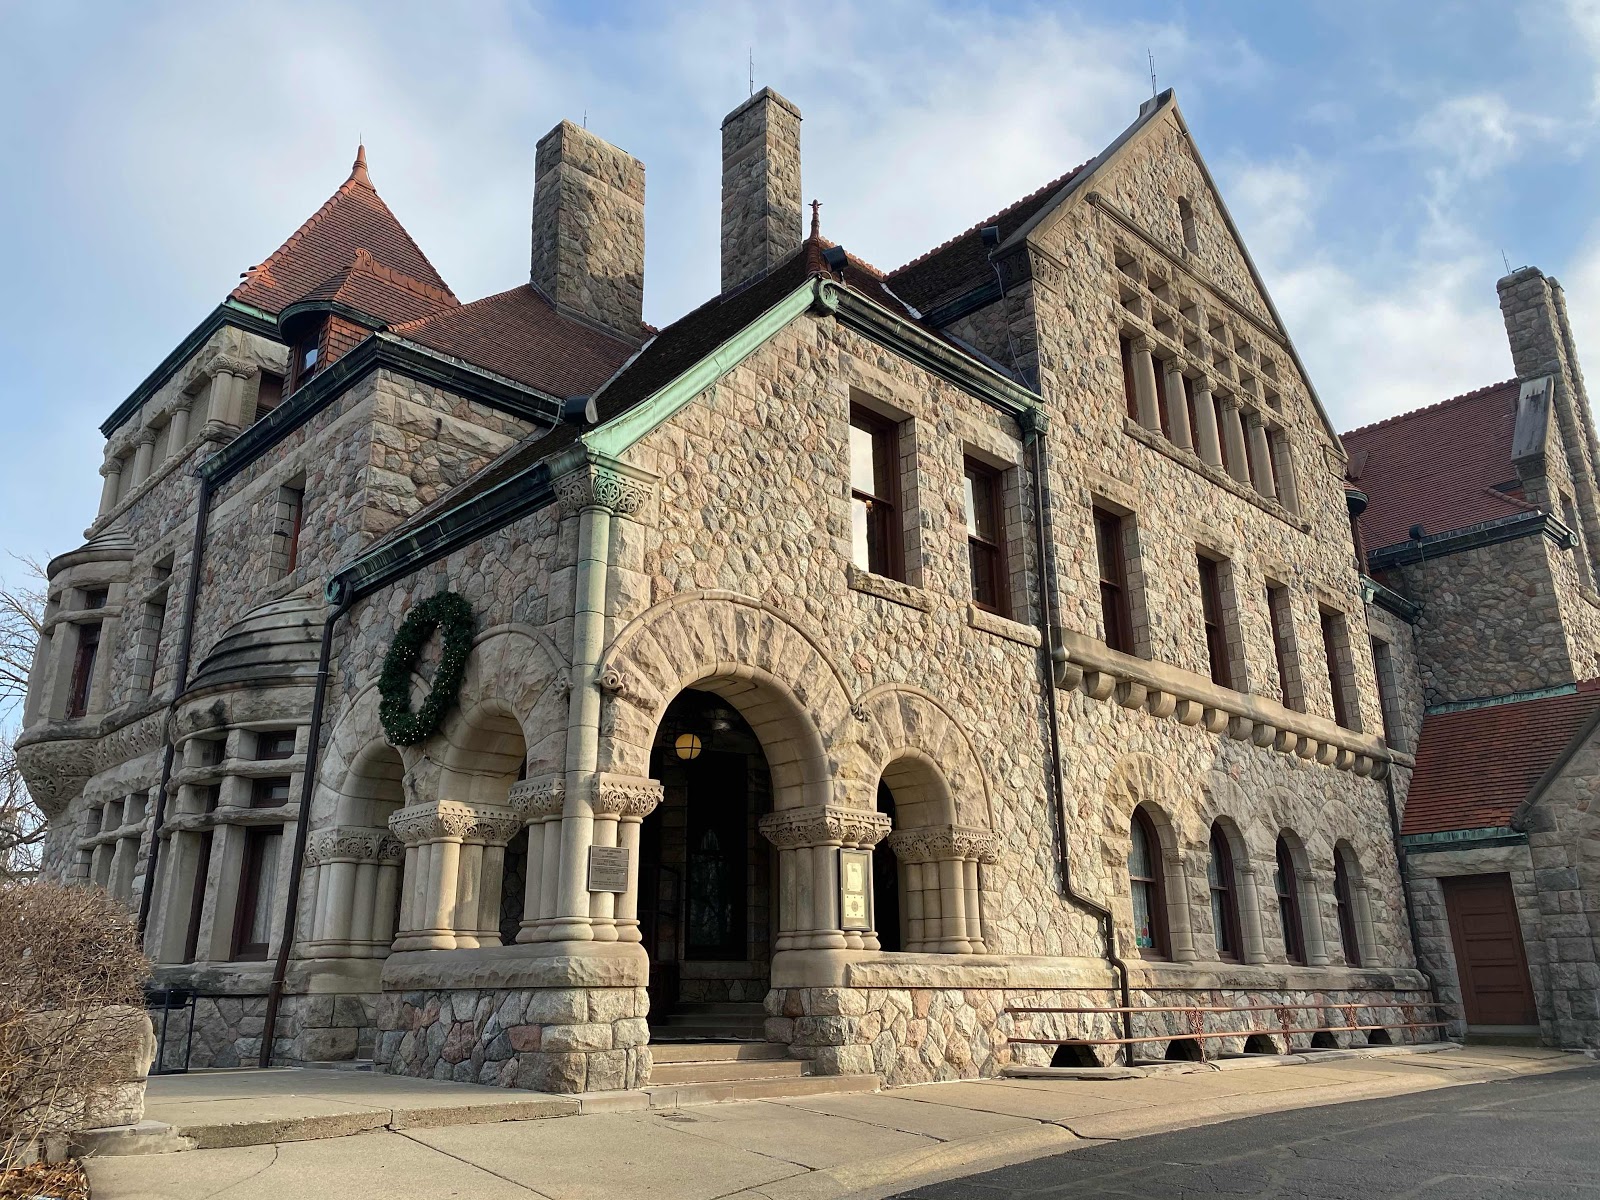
[722,85,802,128]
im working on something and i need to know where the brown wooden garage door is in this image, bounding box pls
[1441,874,1538,1027]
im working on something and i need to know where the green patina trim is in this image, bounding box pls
[1401,827,1525,852]
[583,281,821,459]
[1425,683,1578,715]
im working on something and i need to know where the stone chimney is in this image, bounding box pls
[530,121,645,343]
[720,87,803,293]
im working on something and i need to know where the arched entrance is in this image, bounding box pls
[639,689,774,1037]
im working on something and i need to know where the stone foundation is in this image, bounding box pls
[150,992,378,1071]
[373,986,651,1092]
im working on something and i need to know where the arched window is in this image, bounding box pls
[1129,808,1168,958]
[1207,824,1242,961]
[1333,847,1362,967]
[1275,835,1304,964]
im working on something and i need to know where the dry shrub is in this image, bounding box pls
[0,881,150,1167]
[0,1160,87,1200]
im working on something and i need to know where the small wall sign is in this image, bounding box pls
[587,845,630,893]
[838,847,873,932]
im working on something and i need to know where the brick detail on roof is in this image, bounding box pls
[231,146,456,316]
[1341,379,1532,551]
[1401,681,1600,835]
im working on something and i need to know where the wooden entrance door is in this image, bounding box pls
[1441,874,1538,1027]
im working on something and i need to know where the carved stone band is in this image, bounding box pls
[508,776,565,820]
[887,824,1002,865]
[304,826,405,866]
[553,462,657,516]
[592,773,664,819]
[759,804,893,850]
[388,800,522,847]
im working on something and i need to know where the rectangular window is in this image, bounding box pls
[1094,507,1134,654]
[137,596,167,700]
[231,827,282,961]
[1371,637,1405,750]
[1198,554,1232,688]
[1119,336,1138,421]
[963,459,1007,616]
[274,485,305,579]
[66,622,101,719]
[1266,584,1299,710]
[290,332,321,392]
[200,783,222,813]
[1321,608,1355,729]
[181,830,213,965]
[1182,375,1200,448]
[251,777,292,808]
[848,406,901,579]
[255,730,297,760]
[1213,394,1232,474]
[81,587,108,611]
[1153,358,1172,440]
[253,372,284,424]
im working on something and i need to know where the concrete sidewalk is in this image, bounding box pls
[86,1046,1587,1200]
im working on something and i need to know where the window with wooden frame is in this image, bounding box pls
[65,622,101,719]
[1152,357,1173,440]
[1198,553,1232,688]
[250,777,292,808]
[1275,835,1305,965]
[253,372,285,424]
[1129,807,1168,958]
[1266,583,1298,710]
[963,458,1007,616]
[255,730,297,760]
[1207,824,1242,961]
[1333,848,1362,967]
[181,831,214,964]
[1119,336,1138,421]
[290,327,322,392]
[230,827,282,961]
[1320,608,1355,728]
[1182,374,1200,446]
[848,405,902,580]
[1370,637,1404,750]
[1094,506,1134,654]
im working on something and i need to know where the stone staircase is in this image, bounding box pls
[644,1040,879,1106]
[648,1000,770,1042]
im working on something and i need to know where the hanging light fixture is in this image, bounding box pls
[674,732,704,760]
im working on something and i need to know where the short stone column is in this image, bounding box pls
[885,825,1000,953]
[509,776,565,944]
[1245,411,1278,498]
[1237,862,1269,965]
[1299,868,1332,967]
[760,804,892,952]
[97,459,123,517]
[589,773,662,944]
[1220,396,1250,484]
[130,431,156,489]
[166,402,192,457]
[1164,362,1193,449]
[388,800,521,951]
[1191,377,1223,468]
[1130,338,1162,431]
[301,826,405,958]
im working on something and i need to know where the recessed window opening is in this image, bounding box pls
[1276,835,1305,965]
[1208,824,1242,961]
[66,622,101,719]
[1334,847,1362,967]
[1198,554,1232,688]
[1178,196,1198,253]
[964,458,1008,616]
[1120,336,1138,421]
[848,405,902,580]
[1129,807,1169,959]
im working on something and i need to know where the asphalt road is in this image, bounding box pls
[893,1063,1600,1199]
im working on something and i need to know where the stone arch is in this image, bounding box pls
[442,624,568,782]
[1332,837,1376,968]
[1104,754,1196,962]
[596,593,857,810]
[855,684,992,828]
[1273,826,1327,966]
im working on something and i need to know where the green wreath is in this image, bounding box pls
[378,591,475,746]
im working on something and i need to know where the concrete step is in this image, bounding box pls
[649,1058,807,1085]
[669,1002,768,1014]
[645,1072,879,1108]
[650,1024,768,1041]
[651,1042,789,1064]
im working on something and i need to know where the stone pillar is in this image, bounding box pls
[530,121,646,342]
[1271,431,1301,514]
[588,773,662,944]
[98,460,124,517]
[1300,869,1331,967]
[1192,378,1223,468]
[1164,363,1193,450]
[301,827,405,958]
[388,801,520,951]
[1131,339,1162,431]
[1237,863,1269,965]
[1245,412,1277,498]
[883,825,1000,955]
[1220,397,1250,484]
[509,776,564,943]
[760,804,892,952]
[721,87,803,293]
[167,402,191,455]
[130,432,156,489]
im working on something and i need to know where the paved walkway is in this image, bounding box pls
[87,1046,1587,1200]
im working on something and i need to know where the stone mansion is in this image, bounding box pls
[19,84,1594,1093]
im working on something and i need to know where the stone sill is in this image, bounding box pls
[77,819,150,849]
[1122,417,1312,533]
[171,755,308,789]
[968,603,1042,647]
[160,806,301,836]
[1124,958,1432,994]
[1058,629,1396,776]
[846,564,934,612]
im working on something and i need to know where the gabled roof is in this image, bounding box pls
[1402,681,1600,835]
[1342,380,1532,551]
[290,248,457,328]
[231,146,455,316]
[390,284,637,399]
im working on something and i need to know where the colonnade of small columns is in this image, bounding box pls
[885,824,999,953]
[301,827,405,958]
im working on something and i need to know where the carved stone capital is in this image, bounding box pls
[887,823,1001,865]
[507,775,565,820]
[553,461,657,516]
[304,825,405,866]
[759,804,892,850]
[592,773,663,819]
[388,800,521,847]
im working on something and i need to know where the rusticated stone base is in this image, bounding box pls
[152,992,378,1070]
[373,986,651,1092]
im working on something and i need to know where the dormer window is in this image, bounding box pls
[290,328,322,391]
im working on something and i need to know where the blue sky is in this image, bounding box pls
[3,0,1599,588]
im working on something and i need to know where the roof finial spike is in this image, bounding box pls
[809,199,821,241]
[350,142,371,187]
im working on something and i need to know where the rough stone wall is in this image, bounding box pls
[720,88,803,293]
[1379,535,1575,704]
[1366,601,1425,757]
[374,987,649,1092]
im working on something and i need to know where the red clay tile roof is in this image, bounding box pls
[1341,380,1533,551]
[231,146,456,316]
[885,164,1090,314]
[295,249,456,327]
[389,284,637,398]
[1402,681,1600,835]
